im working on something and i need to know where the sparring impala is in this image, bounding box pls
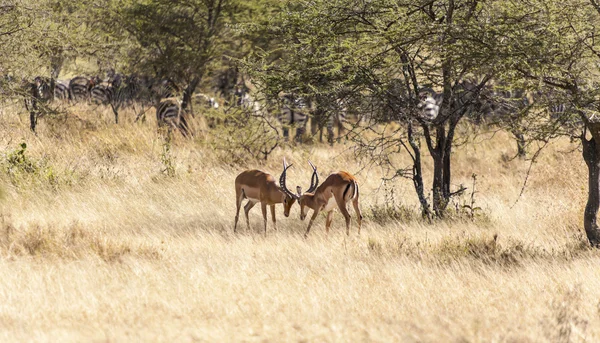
[280,161,363,237]
[233,159,298,234]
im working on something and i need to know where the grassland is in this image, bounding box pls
[0,103,598,342]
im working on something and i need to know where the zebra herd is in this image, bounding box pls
[14,72,570,146]
[20,74,205,134]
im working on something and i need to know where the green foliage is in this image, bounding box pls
[0,0,117,81]
[6,143,38,176]
[2,142,76,189]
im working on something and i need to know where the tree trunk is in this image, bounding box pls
[432,150,445,217]
[179,77,201,137]
[582,134,600,246]
[512,129,526,158]
[181,77,200,112]
[432,126,447,217]
[408,123,432,219]
[27,83,38,132]
[50,54,64,80]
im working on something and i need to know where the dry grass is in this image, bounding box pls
[0,103,598,342]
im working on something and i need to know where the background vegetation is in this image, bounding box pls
[2,0,600,341]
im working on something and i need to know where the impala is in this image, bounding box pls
[233,159,304,234]
[280,161,362,237]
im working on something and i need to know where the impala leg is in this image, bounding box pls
[352,197,363,235]
[244,200,257,231]
[234,190,245,233]
[304,209,320,238]
[335,196,352,236]
[261,203,268,235]
[325,211,334,235]
[270,205,277,231]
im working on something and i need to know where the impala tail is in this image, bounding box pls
[343,180,358,200]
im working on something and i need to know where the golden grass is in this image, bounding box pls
[0,102,598,342]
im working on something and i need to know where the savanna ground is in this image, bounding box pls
[0,103,597,342]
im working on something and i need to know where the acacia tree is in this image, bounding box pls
[245,0,517,217]
[0,0,113,132]
[94,0,233,114]
[498,0,600,246]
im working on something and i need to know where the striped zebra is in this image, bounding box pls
[91,75,152,124]
[193,93,219,109]
[418,88,443,121]
[279,94,309,143]
[233,84,251,107]
[326,110,346,145]
[156,98,189,137]
[478,87,532,125]
[91,81,112,105]
[69,76,93,102]
[311,98,347,145]
[418,81,485,122]
[54,81,70,101]
[151,79,190,136]
[112,75,154,124]
[478,85,534,157]
[549,103,567,118]
[23,77,53,132]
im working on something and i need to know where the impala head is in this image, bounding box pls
[280,159,319,220]
[279,158,299,217]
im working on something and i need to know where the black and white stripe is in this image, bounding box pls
[54,81,70,101]
[156,98,189,137]
[418,89,443,121]
[23,77,54,132]
[99,75,153,124]
[69,76,92,102]
[279,94,309,142]
[91,82,112,105]
[151,79,189,136]
[418,82,485,122]
[478,87,531,125]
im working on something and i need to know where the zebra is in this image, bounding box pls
[106,75,154,124]
[150,79,190,136]
[215,67,240,102]
[69,76,93,102]
[477,85,535,157]
[91,82,112,105]
[23,77,53,132]
[326,110,346,145]
[156,98,189,137]
[193,93,219,109]
[417,81,486,122]
[279,94,309,142]
[418,88,443,121]
[54,81,70,101]
[310,98,348,145]
[474,83,537,125]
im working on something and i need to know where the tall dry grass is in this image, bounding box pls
[0,102,598,342]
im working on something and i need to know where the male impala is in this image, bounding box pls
[280,161,363,237]
[233,159,299,234]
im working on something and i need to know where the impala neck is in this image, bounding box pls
[302,192,321,210]
[275,186,288,203]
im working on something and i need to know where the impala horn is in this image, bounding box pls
[279,158,299,199]
[306,160,319,193]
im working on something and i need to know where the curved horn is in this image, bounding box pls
[279,158,298,199]
[306,160,319,193]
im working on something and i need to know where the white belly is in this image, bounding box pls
[323,197,337,212]
[247,197,260,203]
